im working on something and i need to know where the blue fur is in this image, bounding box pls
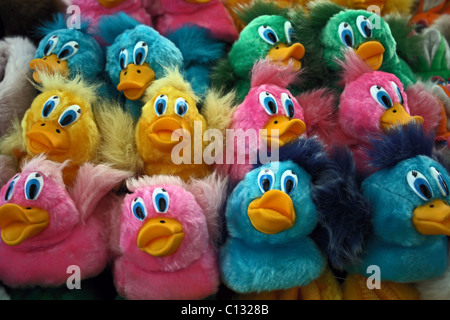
[34,14,104,82]
[36,13,90,37]
[97,12,141,45]
[166,25,226,97]
[366,123,434,171]
[255,138,372,270]
[220,160,326,293]
[348,135,450,281]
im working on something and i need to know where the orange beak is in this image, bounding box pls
[117,63,155,100]
[25,121,70,155]
[266,43,305,71]
[29,54,69,83]
[355,41,385,70]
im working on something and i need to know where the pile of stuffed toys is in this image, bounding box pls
[0,0,450,300]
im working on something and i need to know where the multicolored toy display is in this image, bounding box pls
[1,0,450,301]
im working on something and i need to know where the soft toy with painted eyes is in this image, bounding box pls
[0,156,131,291]
[29,13,104,85]
[111,173,227,300]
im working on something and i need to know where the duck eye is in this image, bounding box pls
[430,167,449,197]
[407,170,434,201]
[431,75,446,86]
[284,21,294,44]
[370,85,393,109]
[154,94,168,116]
[57,41,79,61]
[390,81,404,105]
[133,41,148,66]
[257,168,275,193]
[281,170,298,195]
[131,197,147,221]
[338,22,354,47]
[356,15,373,38]
[119,49,128,70]
[42,95,60,118]
[174,97,189,117]
[4,175,20,202]
[281,92,295,118]
[258,25,278,45]
[259,91,278,115]
[152,188,170,214]
[43,35,59,56]
[58,105,82,127]
[24,172,44,201]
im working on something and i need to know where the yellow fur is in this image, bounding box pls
[137,68,212,181]
[95,100,143,174]
[201,89,237,135]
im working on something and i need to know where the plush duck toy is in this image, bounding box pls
[0,155,131,290]
[342,123,450,300]
[218,59,308,184]
[220,137,371,299]
[291,1,418,90]
[29,13,104,85]
[315,50,432,176]
[111,173,227,300]
[211,0,305,104]
[135,67,218,181]
[1,73,101,187]
[0,36,37,139]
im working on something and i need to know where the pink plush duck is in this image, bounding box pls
[307,50,441,176]
[218,59,307,184]
[111,173,227,300]
[0,156,131,288]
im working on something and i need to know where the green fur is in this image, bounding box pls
[235,0,290,26]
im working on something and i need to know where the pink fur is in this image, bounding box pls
[154,0,238,43]
[0,157,130,287]
[337,48,374,86]
[405,82,442,134]
[112,177,223,299]
[250,59,302,89]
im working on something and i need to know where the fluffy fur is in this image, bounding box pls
[0,156,131,287]
[250,59,301,88]
[0,37,37,138]
[112,172,227,300]
[0,155,18,189]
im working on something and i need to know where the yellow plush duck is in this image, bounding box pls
[1,72,100,187]
[135,68,219,181]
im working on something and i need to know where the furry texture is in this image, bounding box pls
[250,59,301,88]
[32,13,104,82]
[95,100,143,174]
[0,155,18,189]
[200,89,237,135]
[0,156,130,287]
[112,172,227,299]
[416,245,450,299]
[219,60,307,183]
[155,0,239,43]
[136,67,212,181]
[432,14,450,45]
[0,37,37,138]
[348,151,450,282]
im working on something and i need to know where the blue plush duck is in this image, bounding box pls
[99,12,225,121]
[343,123,450,300]
[29,13,105,85]
[219,137,371,299]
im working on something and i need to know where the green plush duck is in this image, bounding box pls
[291,0,418,91]
[211,0,306,103]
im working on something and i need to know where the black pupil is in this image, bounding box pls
[268,101,276,114]
[288,104,294,117]
[420,184,432,199]
[178,104,186,115]
[44,43,51,55]
[135,206,145,220]
[159,198,167,212]
[365,25,372,36]
[28,184,38,199]
[157,102,164,114]
[285,179,294,193]
[382,96,392,108]
[60,114,73,126]
[5,185,12,201]
[136,52,143,64]
[268,32,276,43]
[43,104,52,116]
[443,180,449,194]
[262,179,270,192]
[120,57,125,69]
[344,35,352,46]
[59,49,69,59]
